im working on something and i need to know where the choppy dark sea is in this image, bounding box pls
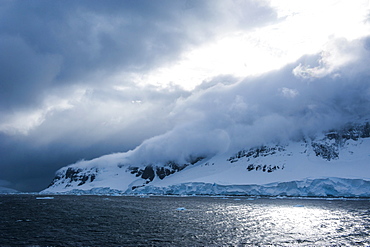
[0,195,369,246]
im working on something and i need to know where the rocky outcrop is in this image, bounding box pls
[312,122,370,160]
[126,157,205,189]
[227,145,287,173]
[47,167,98,188]
[227,145,287,163]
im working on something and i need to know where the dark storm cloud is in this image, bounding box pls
[0,0,276,111]
[0,83,190,191]
[0,0,278,191]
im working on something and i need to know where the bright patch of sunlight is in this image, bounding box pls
[128,0,370,91]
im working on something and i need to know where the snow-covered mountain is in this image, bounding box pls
[0,186,19,194]
[42,122,370,197]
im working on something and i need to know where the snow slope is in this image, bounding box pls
[0,186,19,194]
[42,123,370,197]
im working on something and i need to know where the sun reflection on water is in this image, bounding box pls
[206,199,370,246]
[265,204,338,242]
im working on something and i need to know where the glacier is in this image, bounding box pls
[43,178,370,198]
[41,122,370,197]
[128,178,370,197]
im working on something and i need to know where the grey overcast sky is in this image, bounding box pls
[1,0,370,192]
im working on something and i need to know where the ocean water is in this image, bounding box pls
[0,195,369,246]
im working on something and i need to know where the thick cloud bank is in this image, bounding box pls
[125,37,370,165]
[0,0,277,191]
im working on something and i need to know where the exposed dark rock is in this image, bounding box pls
[132,185,145,190]
[78,175,89,186]
[47,167,99,188]
[310,123,370,160]
[246,164,282,173]
[129,167,139,174]
[156,167,173,179]
[65,168,82,181]
[312,123,370,161]
[247,164,254,171]
[311,143,339,161]
[227,145,286,163]
[127,156,205,185]
[141,166,155,181]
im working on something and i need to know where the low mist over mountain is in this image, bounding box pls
[1,1,370,192]
[44,65,370,196]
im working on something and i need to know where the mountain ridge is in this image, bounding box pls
[42,122,370,196]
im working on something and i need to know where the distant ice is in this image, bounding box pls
[0,186,19,194]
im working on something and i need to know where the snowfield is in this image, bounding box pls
[42,123,370,197]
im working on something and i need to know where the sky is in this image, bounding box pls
[1,0,370,192]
